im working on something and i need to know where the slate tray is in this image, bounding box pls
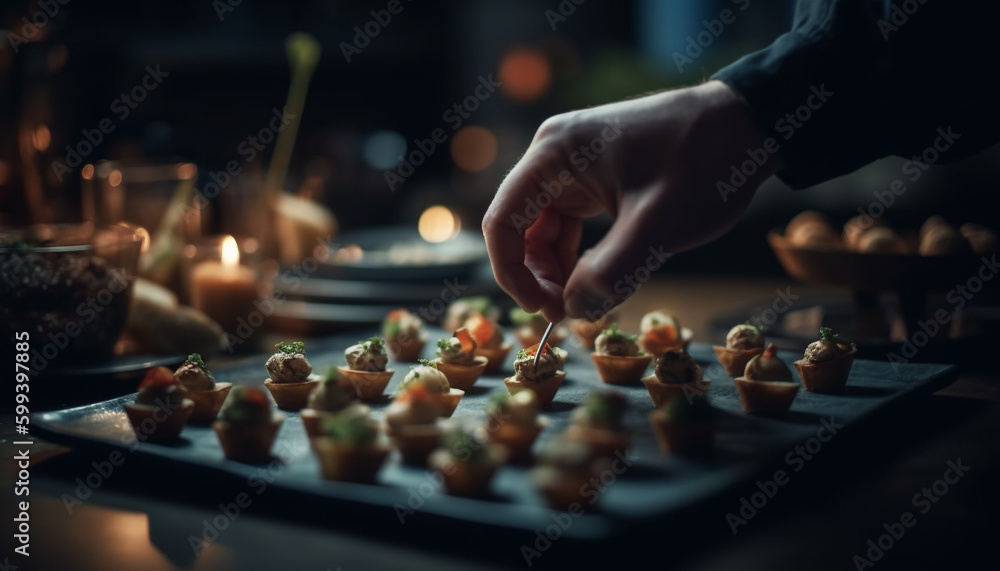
[33,328,958,541]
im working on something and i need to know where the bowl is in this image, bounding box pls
[1,222,144,368]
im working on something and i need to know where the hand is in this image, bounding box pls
[482,80,782,322]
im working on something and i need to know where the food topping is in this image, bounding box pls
[345,337,389,372]
[661,393,716,422]
[570,390,628,431]
[803,327,854,363]
[386,385,441,428]
[399,361,450,394]
[594,323,640,356]
[219,386,272,424]
[744,344,793,382]
[485,390,538,429]
[653,350,702,384]
[321,410,379,448]
[436,328,479,365]
[135,366,186,408]
[465,312,505,349]
[382,308,424,340]
[174,353,216,391]
[266,341,313,383]
[307,368,358,412]
[726,324,764,350]
[512,343,561,382]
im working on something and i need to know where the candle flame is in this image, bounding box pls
[221,235,240,268]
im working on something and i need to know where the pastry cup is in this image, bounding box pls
[213,412,286,463]
[337,366,395,401]
[476,342,512,373]
[432,356,489,391]
[641,375,711,408]
[313,439,390,483]
[387,331,427,362]
[591,353,653,385]
[429,448,505,497]
[516,329,565,349]
[124,399,195,443]
[562,424,633,460]
[733,377,800,415]
[486,417,548,464]
[387,423,442,465]
[300,408,333,440]
[179,382,233,424]
[504,371,566,409]
[648,412,717,457]
[712,346,765,377]
[432,388,466,418]
[264,378,320,411]
[638,327,693,358]
[794,349,856,393]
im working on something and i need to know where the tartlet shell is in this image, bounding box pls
[503,371,566,409]
[434,388,465,418]
[432,356,489,391]
[179,382,233,424]
[337,366,395,401]
[562,424,633,460]
[794,349,856,393]
[213,411,286,463]
[387,332,427,362]
[312,439,390,483]
[429,448,505,497]
[733,377,800,415]
[641,375,711,408]
[485,417,547,464]
[387,423,442,465]
[712,346,765,377]
[264,378,320,410]
[591,353,653,385]
[124,399,195,443]
[476,343,512,373]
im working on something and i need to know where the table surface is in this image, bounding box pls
[3,275,998,571]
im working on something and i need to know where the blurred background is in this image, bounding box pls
[5,0,998,273]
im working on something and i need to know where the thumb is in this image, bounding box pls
[562,197,670,319]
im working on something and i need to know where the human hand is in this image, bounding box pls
[482,80,782,322]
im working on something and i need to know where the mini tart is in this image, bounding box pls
[562,424,633,459]
[387,331,427,362]
[641,375,711,408]
[264,376,320,410]
[312,438,390,483]
[638,327,693,358]
[733,377,799,415]
[476,342,512,373]
[590,353,653,385]
[337,366,395,401]
[794,348,856,393]
[124,399,195,443]
[712,346,765,377]
[432,356,489,391]
[532,468,600,511]
[515,329,565,349]
[504,370,566,409]
[299,408,332,440]
[429,447,505,497]
[213,412,286,463]
[486,417,548,464]
[179,382,233,424]
[387,423,442,465]
[648,410,717,457]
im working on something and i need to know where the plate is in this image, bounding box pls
[320,227,487,281]
[34,330,957,542]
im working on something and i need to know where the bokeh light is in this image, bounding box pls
[418,205,460,243]
[363,130,407,170]
[498,47,552,102]
[450,126,497,172]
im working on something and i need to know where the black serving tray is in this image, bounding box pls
[33,329,958,542]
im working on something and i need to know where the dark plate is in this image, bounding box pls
[320,227,487,282]
[34,330,958,541]
[38,353,187,382]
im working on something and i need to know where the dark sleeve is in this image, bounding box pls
[712,0,1000,189]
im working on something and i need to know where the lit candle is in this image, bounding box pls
[190,236,259,336]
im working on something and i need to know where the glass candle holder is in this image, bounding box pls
[183,235,261,341]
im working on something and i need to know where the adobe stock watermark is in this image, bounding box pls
[213,0,244,21]
[544,0,588,31]
[3,0,72,53]
[717,83,833,202]
[877,0,928,40]
[726,416,843,534]
[673,0,751,72]
[887,253,998,371]
[850,126,959,232]
[340,0,413,63]
[747,287,800,332]
[51,65,170,182]
[510,117,628,233]
[519,449,635,567]
[384,74,502,191]
[851,458,969,570]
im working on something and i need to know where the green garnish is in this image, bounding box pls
[437,338,454,351]
[186,353,207,369]
[818,327,839,342]
[516,348,530,360]
[442,429,491,464]
[364,337,386,350]
[324,366,341,381]
[276,341,305,354]
[600,323,636,341]
[322,414,377,447]
[383,320,401,340]
[417,358,437,368]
